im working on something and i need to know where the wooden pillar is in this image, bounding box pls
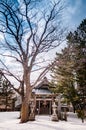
[49,101,52,115]
[34,95,36,114]
[38,100,40,114]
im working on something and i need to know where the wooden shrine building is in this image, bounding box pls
[32,77,56,115]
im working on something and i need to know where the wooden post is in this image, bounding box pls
[49,101,52,115]
[38,100,40,114]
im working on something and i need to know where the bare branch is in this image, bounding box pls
[0,70,21,95]
[32,60,56,88]
[0,60,21,82]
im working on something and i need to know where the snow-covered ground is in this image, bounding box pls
[0,112,86,130]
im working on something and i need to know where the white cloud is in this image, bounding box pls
[63,0,82,30]
[0,33,4,40]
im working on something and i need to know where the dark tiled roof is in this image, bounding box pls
[33,77,52,95]
[35,77,49,89]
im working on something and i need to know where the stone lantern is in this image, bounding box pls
[51,102,58,121]
[29,102,35,121]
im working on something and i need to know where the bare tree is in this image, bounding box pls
[0,0,65,122]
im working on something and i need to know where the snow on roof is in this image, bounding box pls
[33,88,52,95]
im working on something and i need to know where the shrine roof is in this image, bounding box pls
[33,77,52,95]
[35,77,50,89]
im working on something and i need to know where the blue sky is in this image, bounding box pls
[66,0,86,30]
[17,0,86,30]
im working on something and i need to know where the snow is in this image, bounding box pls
[0,112,86,130]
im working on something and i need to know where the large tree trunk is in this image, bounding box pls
[20,88,32,123]
[20,98,29,123]
[20,86,32,123]
[20,65,32,123]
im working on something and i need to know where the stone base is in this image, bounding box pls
[51,114,58,121]
[29,114,35,121]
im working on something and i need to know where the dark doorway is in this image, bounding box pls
[36,100,52,115]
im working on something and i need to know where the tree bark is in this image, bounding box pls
[20,98,29,123]
[20,87,32,123]
[20,64,32,123]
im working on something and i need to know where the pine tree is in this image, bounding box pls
[51,19,86,117]
[67,19,86,122]
[0,73,15,111]
[51,47,78,112]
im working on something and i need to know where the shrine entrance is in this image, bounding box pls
[36,100,52,115]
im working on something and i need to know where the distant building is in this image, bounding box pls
[0,92,16,111]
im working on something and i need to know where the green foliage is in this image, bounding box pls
[51,19,86,115]
[0,73,15,111]
[67,19,86,113]
[67,19,86,90]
